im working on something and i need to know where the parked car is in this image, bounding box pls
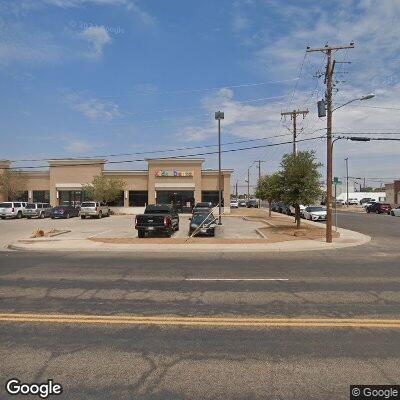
[50,205,79,219]
[346,198,359,205]
[246,199,259,208]
[192,202,213,215]
[281,204,291,215]
[270,202,280,212]
[135,204,179,238]
[188,213,217,237]
[80,201,110,219]
[230,199,239,208]
[24,203,52,219]
[390,206,400,217]
[362,200,375,209]
[0,202,26,219]
[360,197,374,205]
[366,202,392,214]
[289,204,306,216]
[303,206,327,221]
[238,200,247,207]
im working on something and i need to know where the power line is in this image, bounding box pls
[100,78,299,98]
[7,136,325,170]
[9,132,299,163]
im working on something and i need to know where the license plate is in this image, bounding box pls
[147,227,154,231]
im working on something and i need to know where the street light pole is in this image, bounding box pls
[215,111,224,225]
[345,157,349,207]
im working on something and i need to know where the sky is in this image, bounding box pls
[1,0,400,193]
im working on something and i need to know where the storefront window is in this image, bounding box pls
[129,191,148,207]
[15,191,28,202]
[33,190,50,203]
[108,191,124,207]
[201,191,224,207]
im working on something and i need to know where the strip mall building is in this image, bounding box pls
[0,158,233,213]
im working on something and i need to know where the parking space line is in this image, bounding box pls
[88,229,114,239]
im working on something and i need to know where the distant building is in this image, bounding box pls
[385,180,400,206]
[336,192,386,204]
[0,158,233,213]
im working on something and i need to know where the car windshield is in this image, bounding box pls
[81,202,96,207]
[192,214,214,224]
[308,207,324,212]
[0,203,12,208]
[26,204,36,209]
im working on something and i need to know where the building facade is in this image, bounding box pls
[0,158,233,213]
[385,180,400,206]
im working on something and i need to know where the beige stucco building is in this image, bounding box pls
[0,158,233,213]
[385,180,400,206]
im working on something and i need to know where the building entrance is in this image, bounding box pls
[156,191,195,213]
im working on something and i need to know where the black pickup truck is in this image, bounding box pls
[135,204,179,238]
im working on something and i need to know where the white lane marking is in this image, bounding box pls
[185,278,289,281]
[88,229,114,238]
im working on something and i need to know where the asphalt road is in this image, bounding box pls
[0,212,399,399]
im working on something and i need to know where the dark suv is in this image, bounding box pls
[366,202,392,214]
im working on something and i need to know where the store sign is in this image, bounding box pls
[155,170,194,177]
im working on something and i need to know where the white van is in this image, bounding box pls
[0,202,26,219]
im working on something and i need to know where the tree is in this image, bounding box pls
[0,169,27,201]
[256,173,283,217]
[82,175,126,204]
[280,151,323,228]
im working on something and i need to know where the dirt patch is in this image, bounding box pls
[229,208,271,217]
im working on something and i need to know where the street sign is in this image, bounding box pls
[333,177,342,185]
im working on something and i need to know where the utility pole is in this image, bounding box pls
[215,111,224,225]
[247,168,250,200]
[281,109,309,155]
[253,160,267,207]
[345,157,349,207]
[307,43,354,243]
[235,180,238,199]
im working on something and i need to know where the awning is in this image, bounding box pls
[55,183,83,190]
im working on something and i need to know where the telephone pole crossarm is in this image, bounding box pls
[281,109,309,155]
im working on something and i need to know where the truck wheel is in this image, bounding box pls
[138,230,145,238]
[40,212,44,219]
[81,215,85,219]
[98,211,102,219]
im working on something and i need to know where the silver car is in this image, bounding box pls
[80,201,110,219]
[0,202,25,219]
[23,203,53,219]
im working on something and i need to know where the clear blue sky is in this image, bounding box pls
[1,0,399,191]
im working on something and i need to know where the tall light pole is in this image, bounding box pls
[215,111,224,225]
[345,157,349,206]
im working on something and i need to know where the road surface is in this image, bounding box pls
[0,212,399,399]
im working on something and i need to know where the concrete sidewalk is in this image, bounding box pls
[8,225,370,253]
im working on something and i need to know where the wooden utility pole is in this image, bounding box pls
[253,160,267,207]
[281,109,309,155]
[307,43,354,243]
[235,180,238,198]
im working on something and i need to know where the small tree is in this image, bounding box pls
[280,151,323,228]
[256,173,283,217]
[0,169,27,201]
[82,175,126,204]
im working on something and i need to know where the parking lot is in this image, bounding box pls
[0,214,263,249]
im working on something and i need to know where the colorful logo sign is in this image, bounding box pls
[155,170,194,177]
